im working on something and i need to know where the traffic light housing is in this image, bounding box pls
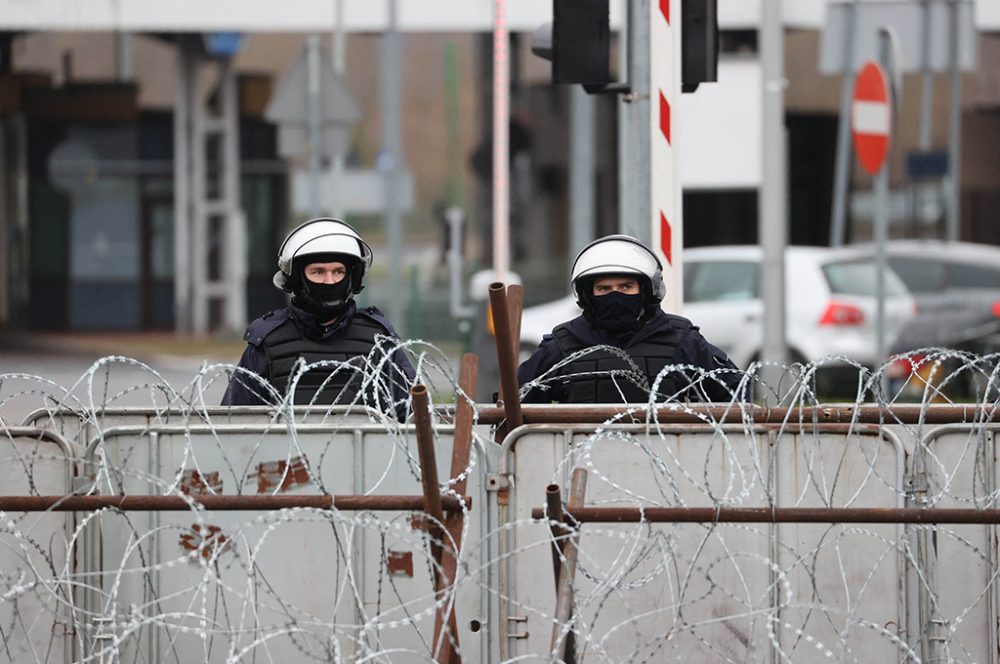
[681,0,718,93]
[532,0,718,94]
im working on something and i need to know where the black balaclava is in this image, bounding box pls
[580,274,650,337]
[291,253,360,322]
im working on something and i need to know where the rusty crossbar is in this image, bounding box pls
[473,404,1000,426]
[531,506,1000,524]
[0,494,471,512]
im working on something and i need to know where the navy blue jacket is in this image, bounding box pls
[517,309,741,403]
[222,302,415,419]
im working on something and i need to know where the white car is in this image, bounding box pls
[519,245,917,371]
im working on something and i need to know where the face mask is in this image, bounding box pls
[590,291,644,333]
[296,278,352,320]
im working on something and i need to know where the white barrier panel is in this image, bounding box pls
[0,427,76,664]
[499,423,907,662]
[916,424,1000,663]
[22,405,387,452]
[80,423,500,663]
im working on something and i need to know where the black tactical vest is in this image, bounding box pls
[550,315,692,403]
[261,314,385,405]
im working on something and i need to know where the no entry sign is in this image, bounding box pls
[851,61,891,175]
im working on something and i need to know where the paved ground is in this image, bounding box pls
[0,331,242,423]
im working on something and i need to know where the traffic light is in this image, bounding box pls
[532,0,718,95]
[532,0,611,86]
[681,0,718,93]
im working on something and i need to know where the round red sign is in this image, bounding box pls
[851,61,891,175]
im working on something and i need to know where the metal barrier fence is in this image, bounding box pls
[2,303,1000,663]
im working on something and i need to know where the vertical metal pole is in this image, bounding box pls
[331,0,347,219]
[307,34,323,217]
[221,61,246,333]
[760,0,788,387]
[190,47,208,335]
[115,32,133,81]
[382,0,404,326]
[569,87,596,263]
[874,29,897,370]
[493,0,510,279]
[173,38,192,333]
[551,468,588,663]
[945,0,962,242]
[619,0,650,247]
[918,0,934,151]
[829,0,858,247]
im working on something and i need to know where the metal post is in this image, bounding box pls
[220,62,246,334]
[115,32,133,82]
[618,0,650,246]
[874,28,898,372]
[759,0,788,389]
[488,283,524,435]
[173,38,192,333]
[432,353,478,664]
[447,207,474,319]
[830,0,858,247]
[945,0,962,242]
[569,87,596,261]
[918,0,934,151]
[493,0,510,279]
[191,48,210,335]
[307,34,323,217]
[551,468,588,662]
[382,0,405,326]
[330,0,347,219]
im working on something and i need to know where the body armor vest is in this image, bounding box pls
[551,315,692,403]
[261,314,385,405]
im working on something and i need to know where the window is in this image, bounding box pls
[823,261,908,297]
[946,261,1000,289]
[684,261,759,302]
[888,257,946,293]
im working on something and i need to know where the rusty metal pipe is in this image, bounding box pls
[488,282,524,433]
[432,353,478,664]
[411,384,446,529]
[0,494,470,512]
[530,506,1000,524]
[552,469,587,662]
[473,404,1000,426]
[545,484,565,588]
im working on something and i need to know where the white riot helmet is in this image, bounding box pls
[570,234,665,308]
[272,218,373,295]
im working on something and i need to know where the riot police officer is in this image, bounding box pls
[222,218,414,416]
[517,235,740,403]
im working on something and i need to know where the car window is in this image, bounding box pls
[822,260,908,297]
[684,260,759,302]
[945,261,1000,289]
[888,256,946,293]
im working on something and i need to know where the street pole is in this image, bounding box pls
[569,86,596,263]
[760,0,788,389]
[829,0,857,247]
[874,28,900,371]
[381,0,404,326]
[330,0,346,219]
[492,0,510,280]
[618,0,650,247]
[945,0,962,242]
[306,34,322,217]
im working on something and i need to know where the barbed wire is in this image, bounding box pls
[1,344,999,662]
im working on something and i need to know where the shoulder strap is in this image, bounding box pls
[244,309,291,347]
[551,323,587,358]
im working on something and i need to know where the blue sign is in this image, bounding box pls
[203,32,245,58]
